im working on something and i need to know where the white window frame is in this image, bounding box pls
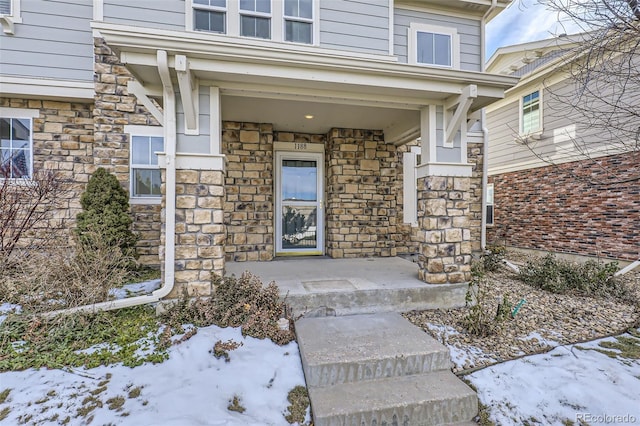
[125,125,164,205]
[282,0,315,45]
[186,0,318,45]
[486,183,494,226]
[239,0,272,40]
[190,0,228,34]
[0,107,37,181]
[519,88,543,136]
[408,23,460,69]
[403,145,421,226]
[0,0,22,35]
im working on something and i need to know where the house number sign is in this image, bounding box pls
[294,143,308,150]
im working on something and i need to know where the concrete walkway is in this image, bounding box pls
[226,257,468,316]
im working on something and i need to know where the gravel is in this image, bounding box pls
[403,257,640,373]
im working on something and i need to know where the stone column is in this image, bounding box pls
[417,176,472,284]
[167,169,226,297]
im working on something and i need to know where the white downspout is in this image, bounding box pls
[480,0,497,251]
[154,50,177,299]
[481,110,489,250]
[45,50,176,316]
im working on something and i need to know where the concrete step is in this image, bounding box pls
[287,282,468,317]
[296,313,452,387]
[308,371,478,426]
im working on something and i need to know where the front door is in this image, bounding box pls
[275,152,323,255]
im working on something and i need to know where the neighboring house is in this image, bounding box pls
[485,36,640,262]
[0,0,517,297]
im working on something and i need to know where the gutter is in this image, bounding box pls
[45,50,176,317]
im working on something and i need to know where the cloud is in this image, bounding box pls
[486,0,585,58]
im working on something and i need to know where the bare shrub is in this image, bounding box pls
[161,272,295,346]
[0,231,135,313]
[0,167,69,269]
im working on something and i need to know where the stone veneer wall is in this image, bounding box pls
[0,97,94,246]
[167,169,226,297]
[416,176,473,284]
[467,140,484,253]
[487,152,640,261]
[222,122,274,261]
[325,128,399,258]
[94,37,162,266]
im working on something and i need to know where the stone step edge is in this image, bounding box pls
[301,350,453,388]
[307,370,478,425]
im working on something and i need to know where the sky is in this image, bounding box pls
[486,0,584,59]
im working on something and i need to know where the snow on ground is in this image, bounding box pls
[467,331,640,425]
[109,279,162,300]
[0,303,21,325]
[0,325,308,426]
[425,322,498,370]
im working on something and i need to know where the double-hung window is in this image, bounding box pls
[284,0,313,44]
[409,23,459,69]
[193,0,226,33]
[0,114,32,179]
[240,0,271,39]
[130,135,163,198]
[521,90,541,135]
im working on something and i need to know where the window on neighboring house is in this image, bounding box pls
[521,90,541,134]
[0,116,32,179]
[130,135,163,198]
[409,23,459,68]
[284,0,313,44]
[486,183,494,226]
[240,0,271,39]
[193,0,226,33]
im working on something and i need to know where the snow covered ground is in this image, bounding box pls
[467,331,640,425]
[0,325,309,425]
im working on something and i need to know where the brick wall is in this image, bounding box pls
[94,37,162,266]
[488,152,640,261]
[222,122,274,261]
[325,128,399,258]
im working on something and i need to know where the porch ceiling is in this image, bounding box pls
[221,95,419,135]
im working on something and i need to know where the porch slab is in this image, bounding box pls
[226,257,468,317]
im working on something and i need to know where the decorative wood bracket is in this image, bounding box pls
[175,54,199,135]
[444,84,477,145]
[127,80,164,126]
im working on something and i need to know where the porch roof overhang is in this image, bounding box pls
[93,22,518,136]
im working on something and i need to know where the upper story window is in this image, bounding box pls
[521,90,542,135]
[0,0,21,34]
[409,23,460,69]
[194,0,226,34]
[130,135,164,198]
[0,0,11,15]
[1,114,33,180]
[284,0,313,44]
[240,0,271,39]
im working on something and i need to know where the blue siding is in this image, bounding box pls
[104,0,185,32]
[0,0,93,81]
[319,0,390,55]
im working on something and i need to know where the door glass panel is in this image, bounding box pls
[282,159,317,201]
[282,206,317,249]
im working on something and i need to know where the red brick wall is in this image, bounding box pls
[487,152,640,261]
